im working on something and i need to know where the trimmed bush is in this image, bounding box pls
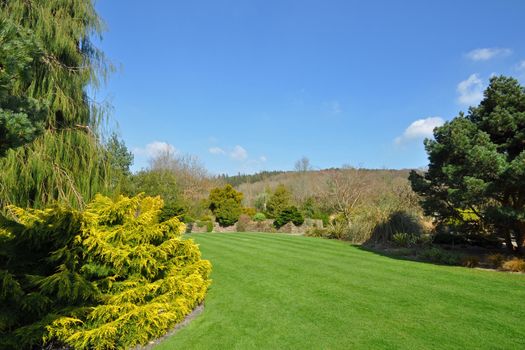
[274,206,304,229]
[253,212,266,222]
[209,185,243,227]
[214,198,242,227]
[0,194,212,349]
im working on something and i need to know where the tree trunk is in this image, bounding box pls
[515,222,525,256]
[503,229,514,253]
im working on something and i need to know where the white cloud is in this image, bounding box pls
[209,147,226,155]
[517,60,525,71]
[259,155,267,162]
[466,48,512,61]
[133,141,177,157]
[230,145,248,161]
[395,117,445,144]
[457,74,484,106]
[208,144,249,161]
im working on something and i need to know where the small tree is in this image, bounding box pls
[266,184,292,218]
[294,156,312,172]
[106,133,133,177]
[0,194,211,349]
[410,76,525,253]
[209,185,243,226]
[274,206,304,229]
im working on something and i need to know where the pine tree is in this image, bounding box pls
[0,0,114,209]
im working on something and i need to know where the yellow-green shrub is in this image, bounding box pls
[502,258,525,272]
[0,194,211,349]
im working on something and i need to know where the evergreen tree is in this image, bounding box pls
[410,76,525,253]
[266,184,292,218]
[0,17,46,156]
[0,194,211,349]
[209,185,243,226]
[106,133,133,177]
[0,0,114,209]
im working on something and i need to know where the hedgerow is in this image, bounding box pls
[0,194,211,349]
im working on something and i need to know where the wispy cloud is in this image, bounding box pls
[465,48,512,61]
[209,144,249,161]
[230,145,248,161]
[517,60,525,71]
[259,155,267,162]
[208,147,226,155]
[395,117,444,144]
[133,141,177,157]
[457,74,484,106]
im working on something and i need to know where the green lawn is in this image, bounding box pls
[157,232,525,349]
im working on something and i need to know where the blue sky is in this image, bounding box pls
[94,0,525,174]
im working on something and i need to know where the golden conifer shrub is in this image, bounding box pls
[0,194,211,349]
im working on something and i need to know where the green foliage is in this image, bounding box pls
[128,169,193,225]
[242,207,256,218]
[253,212,266,222]
[410,76,525,252]
[392,233,418,247]
[0,194,211,349]
[0,0,115,209]
[218,170,285,187]
[369,210,423,243]
[266,184,292,218]
[214,199,242,227]
[273,206,304,229]
[418,247,460,265]
[208,185,243,227]
[106,133,133,177]
[196,220,214,233]
[129,169,179,204]
[254,192,270,212]
[0,17,46,156]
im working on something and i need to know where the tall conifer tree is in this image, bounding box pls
[0,0,113,209]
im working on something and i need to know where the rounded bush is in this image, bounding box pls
[253,212,266,222]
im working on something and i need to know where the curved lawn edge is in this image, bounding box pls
[131,304,205,350]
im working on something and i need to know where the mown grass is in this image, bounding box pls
[157,232,525,349]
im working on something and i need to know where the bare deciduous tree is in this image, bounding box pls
[324,166,369,224]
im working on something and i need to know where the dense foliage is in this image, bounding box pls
[410,76,525,253]
[0,0,114,209]
[0,194,211,349]
[128,152,217,224]
[0,17,46,156]
[209,185,243,226]
[273,206,304,229]
[266,184,292,218]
